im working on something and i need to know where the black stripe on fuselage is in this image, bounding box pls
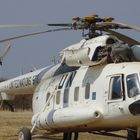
[53,64,79,76]
[38,63,79,82]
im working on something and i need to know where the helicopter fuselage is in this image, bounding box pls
[1,15,140,140]
[0,47,140,132]
[30,62,140,132]
[0,35,140,134]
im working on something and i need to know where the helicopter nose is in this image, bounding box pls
[129,100,140,115]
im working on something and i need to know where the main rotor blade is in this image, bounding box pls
[96,22,140,32]
[0,27,72,43]
[47,23,72,27]
[0,24,47,28]
[105,29,140,46]
[0,43,11,61]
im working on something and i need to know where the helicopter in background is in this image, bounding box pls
[0,15,140,140]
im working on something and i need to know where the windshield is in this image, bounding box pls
[126,74,140,98]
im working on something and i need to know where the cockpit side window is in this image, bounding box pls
[109,75,123,100]
[126,74,140,98]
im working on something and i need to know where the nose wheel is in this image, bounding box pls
[18,127,31,140]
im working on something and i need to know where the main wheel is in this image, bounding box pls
[63,132,72,140]
[127,130,139,140]
[74,132,79,140]
[0,93,3,109]
[18,127,31,140]
[63,132,79,140]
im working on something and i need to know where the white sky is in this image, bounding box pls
[0,0,140,78]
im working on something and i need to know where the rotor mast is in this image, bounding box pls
[71,15,114,38]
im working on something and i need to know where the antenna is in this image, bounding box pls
[20,66,24,75]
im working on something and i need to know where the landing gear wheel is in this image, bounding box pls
[18,127,31,140]
[74,132,79,140]
[63,132,72,140]
[63,132,79,140]
[127,130,139,140]
[0,93,3,109]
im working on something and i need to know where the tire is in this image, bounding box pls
[18,127,31,140]
[74,132,79,140]
[0,93,3,109]
[63,132,72,140]
[127,130,139,140]
[63,132,79,140]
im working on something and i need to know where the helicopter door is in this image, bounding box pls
[63,71,77,108]
[107,74,125,116]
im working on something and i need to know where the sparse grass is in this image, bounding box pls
[0,111,127,140]
[0,111,32,140]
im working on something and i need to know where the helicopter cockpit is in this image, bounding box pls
[127,73,140,116]
[126,73,140,98]
[123,72,140,116]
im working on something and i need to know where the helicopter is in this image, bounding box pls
[0,15,140,140]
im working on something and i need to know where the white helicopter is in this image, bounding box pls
[1,15,140,140]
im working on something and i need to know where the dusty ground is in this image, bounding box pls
[0,111,127,140]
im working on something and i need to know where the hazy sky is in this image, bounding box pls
[0,0,140,78]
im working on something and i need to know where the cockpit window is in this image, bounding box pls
[109,75,123,100]
[126,74,140,98]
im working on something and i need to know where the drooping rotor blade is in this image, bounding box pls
[47,23,72,27]
[0,43,11,59]
[96,22,140,32]
[0,24,47,28]
[0,27,72,43]
[0,43,11,65]
[105,29,140,46]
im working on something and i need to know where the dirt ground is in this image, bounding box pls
[0,111,127,140]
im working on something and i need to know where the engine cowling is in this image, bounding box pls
[60,35,140,66]
[61,47,94,66]
[60,35,120,66]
